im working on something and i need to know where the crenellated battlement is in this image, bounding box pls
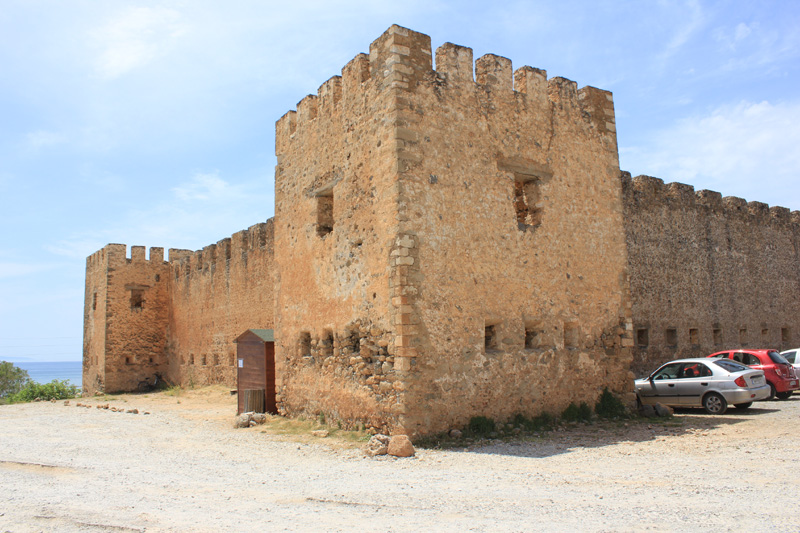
[622,172,800,226]
[86,243,168,268]
[275,25,616,154]
[170,219,274,278]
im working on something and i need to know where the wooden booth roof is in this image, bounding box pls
[235,329,274,343]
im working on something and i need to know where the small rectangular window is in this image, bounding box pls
[666,328,678,347]
[524,323,541,350]
[713,328,722,346]
[316,193,334,237]
[322,330,334,358]
[484,324,497,352]
[514,178,542,231]
[130,289,144,310]
[92,292,97,311]
[636,328,649,347]
[564,323,579,348]
[782,327,791,343]
[761,328,769,343]
[299,332,312,357]
[689,328,699,345]
[739,328,748,345]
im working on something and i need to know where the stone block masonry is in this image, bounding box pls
[84,25,798,439]
[623,173,800,376]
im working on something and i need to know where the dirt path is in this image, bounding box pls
[1,388,798,532]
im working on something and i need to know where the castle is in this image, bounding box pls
[83,26,800,438]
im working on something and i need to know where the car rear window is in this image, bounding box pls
[768,351,790,365]
[713,359,749,373]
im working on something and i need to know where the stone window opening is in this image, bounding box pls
[316,192,334,237]
[201,355,207,366]
[125,357,131,365]
[130,289,144,310]
[689,328,699,346]
[713,328,723,346]
[782,327,791,343]
[665,328,678,347]
[761,328,769,343]
[564,323,579,349]
[636,328,649,347]
[189,354,195,365]
[322,330,334,359]
[524,322,541,350]
[92,292,97,311]
[739,328,748,345]
[484,323,498,352]
[299,332,312,358]
[513,177,542,231]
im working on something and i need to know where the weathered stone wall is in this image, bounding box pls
[383,30,634,436]
[83,245,170,394]
[83,248,109,393]
[274,25,634,437]
[167,221,275,388]
[274,35,405,434]
[623,173,800,376]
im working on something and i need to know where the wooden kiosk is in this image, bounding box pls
[234,329,276,415]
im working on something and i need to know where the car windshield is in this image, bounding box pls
[768,351,790,365]
[713,359,748,373]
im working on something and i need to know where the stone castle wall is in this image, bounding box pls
[83,245,170,393]
[623,173,800,376]
[167,221,275,388]
[82,223,275,394]
[274,25,634,437]
[373,29,634,435]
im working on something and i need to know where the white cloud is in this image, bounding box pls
[620,100,800,209]
[91,6,187,79]
[0,262,59,280]
[48,171,272,259]
[656,0,705,64]
[25,130,66,150]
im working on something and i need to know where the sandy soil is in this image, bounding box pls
[1,387,798,532]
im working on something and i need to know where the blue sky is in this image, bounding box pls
[2,1,799,362]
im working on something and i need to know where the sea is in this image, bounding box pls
[13,361,82,388]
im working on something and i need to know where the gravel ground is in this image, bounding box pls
[1,387,798,532]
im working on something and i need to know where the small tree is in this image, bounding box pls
[0,361,32,402]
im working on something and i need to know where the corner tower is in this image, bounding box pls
[275,25,633,437]
[83,245,170,394]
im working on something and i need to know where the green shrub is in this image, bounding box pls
[466,416,496,436]
[532,412,555,430]
[595,387,627,419]
[0,361,31,402]
[562,402,593,422]
[9,379,79,403]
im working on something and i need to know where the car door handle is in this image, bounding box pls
[700,383,708,386]
[668,384,675,387]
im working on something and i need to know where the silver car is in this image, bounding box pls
[779,348,800,376]
[635,358,770,414]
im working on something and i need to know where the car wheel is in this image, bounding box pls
[767,383,777,400]
[776,391,792,400]
[733,402,753,410]
[703,392,727,415]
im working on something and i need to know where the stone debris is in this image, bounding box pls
[310,430,329,438]
[63,401,70,406]
[448,429,463,439]
[387,435,415,457]
[365,434,390,456]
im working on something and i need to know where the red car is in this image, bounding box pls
[708,350,799,400]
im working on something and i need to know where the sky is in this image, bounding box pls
[1,0,799,363]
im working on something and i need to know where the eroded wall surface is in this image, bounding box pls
[382,30,634,436]
[167,221,275,387]
[274,25,634,437]
[83,245,170,394]
[274,39,405,434]
[623,173,800,376]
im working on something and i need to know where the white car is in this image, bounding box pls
[635,358,770,415]
[779,348,800,376]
